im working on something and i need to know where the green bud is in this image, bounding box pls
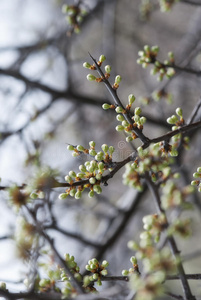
[99,55,106,62]
[59,193,68,200]
[144,45,151,52]
[89,177,96,184]
[115,75,122,84]
[96,173,102,180]
[122,120,129,127]
[0,282,6,290]
[69,170,76,178]
[79,165,86,172]
[100,269,107,276]
[191,180,199,186]
[39,279,50,287]
[115,106,124,114]
[102,103,111,110]
[116,125,124,131]
[197,167,201,173]
[89,141,96,147]
[135,107,141,115]
[83,62,91,69]
[65,175,72,182]
[98,162,105,170]
[116,114,125,122]
[109,146,115,154]
[126,136,133,142]
[87,74,96,81]
[89,149,97,156]
[122,270,129,276]
[70,189,76,197]
[93,273,99,280]
[176,107,182,117]
[167,115,178,124]
[105,65,111,73]
[140,117,146,124]
[128,94,136,105]
[130,256,137,264]
[77,145,85,151]
[77,173,85,179]
[72,152,79,157]
[88,190,95,198]
[170,148,178,157]
[67,144,74,151]
[93,185,102,194]
[102,260,109,267]
[151,45,159,53]
[193,172,200,178]
[62,4,69,13]
[30,193,38,199]
[101,144,109,153]
[75,190,82,199]
[138,51,145,57]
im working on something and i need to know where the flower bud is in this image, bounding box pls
[79,165,86,172]
[115,106,124,114]
[67,145,74,151]
[116,114,125,121]
[126,136,133,142]
[130,256,137,264]
[89,149,97,156]
[135,107,141,115]
[83,62,91,69]
[128,94,136,105]
[102,103,111,110]
[89,177,96,184]
[102,260,109,267]
[75,190,82,199]
[69,170,76,178]
[101,144,109,153]
[105,65,111,73]
[89,141,96,148]
[176,107,182,117]
[122,270,129,276]
[99,55,106,62]
[116,125,124,131]
[144,45,151,52]
[87,74,96,81]
[88,190,94,198]
[59,193,68,200]
[197,167,201,173]
[77,145,85,151]
[115,75,122,84]
[93,185,102,194]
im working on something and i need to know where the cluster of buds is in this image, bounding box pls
[129,272,165,300]
[167,218,191,238]
[139,0,153,20]
[122,256,139,276]
[161,179,194,210]
[142,214,167,243]
[104,94,146,142]
[167,107,190,151]
[159,0,179,12]
[191,167,201,192]
[59,142,115,199]
[152,89,173,104]
[123,163,143,191]
[85,258,109,286]
[84,54,122,89]
[15,217,38,260]
[62,4,87,34]
[137,45,175,81]
[64,254,82,281]
[8,185,29,210]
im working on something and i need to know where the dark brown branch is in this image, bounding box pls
[181,0,201,5]
[145,174,196,300]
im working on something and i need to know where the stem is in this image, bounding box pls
[145,174,196,300]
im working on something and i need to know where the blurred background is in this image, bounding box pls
[0,0,201,298]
